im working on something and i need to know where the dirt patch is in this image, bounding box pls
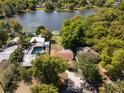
[14,79,39,93]
[14,81,31,93]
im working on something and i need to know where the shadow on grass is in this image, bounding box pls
[51,40,57,44]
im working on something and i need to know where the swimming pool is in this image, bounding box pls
[31,46,44,55]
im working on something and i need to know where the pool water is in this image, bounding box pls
[31,46,44,55]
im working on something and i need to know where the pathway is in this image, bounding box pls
[14,81,31,93]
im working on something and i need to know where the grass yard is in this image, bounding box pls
[36,7,45,10]
[51,36,63,52]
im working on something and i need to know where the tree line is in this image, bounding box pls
[0,19,22,47]
[61,8,124,91]
[39,0,124,10]
[0,0,37,17]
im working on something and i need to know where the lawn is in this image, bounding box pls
[51,36,63,52]
[36,7,45,10]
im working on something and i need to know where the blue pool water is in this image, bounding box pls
[31,46,44,55]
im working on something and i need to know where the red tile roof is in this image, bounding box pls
[55,49,74,61]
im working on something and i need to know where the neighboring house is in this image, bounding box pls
[52,49,75,68]
[0,45,18,62]
[0,37,20,63]
[55,49,74,61]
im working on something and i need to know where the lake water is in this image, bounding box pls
[12,9,96,33]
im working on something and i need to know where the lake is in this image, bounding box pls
[12,9,96,33]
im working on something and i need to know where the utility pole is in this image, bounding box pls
[49,40,51,55]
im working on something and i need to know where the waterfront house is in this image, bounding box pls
[22,36,50,67]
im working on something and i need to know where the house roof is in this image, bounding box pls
[30,36,45,43]
[55,49,74,61]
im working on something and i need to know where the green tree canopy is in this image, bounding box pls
[36,26,52,41]
[18,66,32,81]
[77,53,102,84]
[101,81,124,93]
[61,16,85,49]
[77,52,97,65]
[32,55,68,85]
[45,2,54,11]
[0,30,8,45]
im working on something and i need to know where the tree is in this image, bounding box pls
[77,53,101,84]
[18,66,32,81]
[99,8,122,22]
[119,2,124,10]
[0,0,37,17]
[32,55,68,85]
[0,30,8,45]
[36,26,52,41]
[101,81,124,93]
[45,2,54,11]
[82,64,102,84]
[94,0,106,7]
[103,49,124,79]
[10,47,23,65]
[77,52,97,65]
[31,84,58,93]
[10,19,22,33]
[61,16,85,49]
[102,84,116,93]
[104,0,115,7]
[76,0,87,6]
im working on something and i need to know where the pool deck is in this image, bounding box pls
[22,54,36,67]
[22,42,49,67]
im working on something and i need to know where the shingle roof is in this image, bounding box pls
[55,49,74,61]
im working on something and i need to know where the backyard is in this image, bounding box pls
[51,36,63,55]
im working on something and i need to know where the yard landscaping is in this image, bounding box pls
[51,36,63,54]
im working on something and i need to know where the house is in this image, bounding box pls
[0,37,20,63]
[0,45,18,63]
[22,36,50,67]
[55,49,74,61]
[30,36,45,45]
[52,49,75,68]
